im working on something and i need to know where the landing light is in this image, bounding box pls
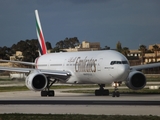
[112,82,120,87]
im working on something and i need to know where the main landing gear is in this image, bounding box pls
[41,78,56,97]
[112,82,121,97]
[95,84,109,96]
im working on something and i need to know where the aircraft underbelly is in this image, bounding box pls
[71,72,112,84]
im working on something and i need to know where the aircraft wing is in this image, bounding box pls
[0,60,35,66]
[131,62,160,71]
[0,66,71,80]
[0,66,32,73]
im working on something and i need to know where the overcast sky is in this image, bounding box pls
[0,0,160,49]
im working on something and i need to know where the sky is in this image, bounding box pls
[0,0,160,49]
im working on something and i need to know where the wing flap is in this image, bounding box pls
[38,69,71,81]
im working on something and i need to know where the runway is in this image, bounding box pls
[0,90,160,115]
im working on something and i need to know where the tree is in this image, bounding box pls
[101,45,110,50]
[46,42,52,50]
[116,41,130,57]
[22,39,39,62]
[139,45,147,64]
[56,37,80,49]
[50,47,67,53]
[56,40,64,49]
[10,39,52,62]
[116,41,122,53]
[122,47,130,57]
[0,46,12,60]
[152,44,160,62]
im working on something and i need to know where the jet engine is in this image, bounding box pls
[25,71,48,91]
[125,71,146,90]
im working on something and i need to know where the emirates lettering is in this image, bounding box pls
[75,57,97,72]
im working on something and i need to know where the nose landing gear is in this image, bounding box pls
[112,82,121,97]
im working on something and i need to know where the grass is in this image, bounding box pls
[62,88,160,94]
[0,86,28,92]
[0,85,160,94]
[0,114,160,120]
[0,85,98,92]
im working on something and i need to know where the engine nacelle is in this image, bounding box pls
[25,71,48,91]
[125,71,146,90]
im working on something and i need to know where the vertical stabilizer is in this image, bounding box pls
[35,10,47,55]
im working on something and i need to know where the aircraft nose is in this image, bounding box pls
[117,65,129,80]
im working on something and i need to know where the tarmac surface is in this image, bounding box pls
[0,89,160,115]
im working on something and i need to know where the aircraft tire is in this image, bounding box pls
[95,89,109,96]
[116,91,120,97]
[48,90,55,97]
[103,89,109,96]
[112,91,116,97]
[41,91,48,97]
[95,90,101,96]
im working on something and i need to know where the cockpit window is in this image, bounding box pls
[110,61,128,65]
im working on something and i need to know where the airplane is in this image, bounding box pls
[0,10,160,97]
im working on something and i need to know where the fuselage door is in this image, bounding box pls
[97,58,103,71]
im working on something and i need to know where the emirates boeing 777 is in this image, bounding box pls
[0,10,160,97]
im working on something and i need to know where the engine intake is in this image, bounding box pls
[125,71,146,90]
[25,71,48,91]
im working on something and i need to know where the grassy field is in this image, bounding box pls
[0,114,160,120]
[0,85,159,95]
[145,74,160,82]
[0,85,99,92]
[62,88,160,94]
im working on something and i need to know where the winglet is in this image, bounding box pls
[35,10,47,55]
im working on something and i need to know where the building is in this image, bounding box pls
[0,51,24,67]
[10,51,23,61]
[128,44,160,64]
[144,52,160,63]
[127,50,141,57]
[63,41,100,52]
[148,44,160,50]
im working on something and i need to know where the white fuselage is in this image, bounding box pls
[36,50,130,84]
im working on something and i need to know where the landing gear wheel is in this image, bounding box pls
[116,91,120,97]
[112,91,116,97]
[95,89,102,96]
[48,90,55,97]
[41,91,48,97]
[112,91,120,97]
[103,89,109,96]
[95,84,109,96]
[41,90,55,97]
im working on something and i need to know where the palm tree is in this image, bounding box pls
[139,45,147,64]
[152,44,160,62]
[116,41,122,53]
[122,47,130,57]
